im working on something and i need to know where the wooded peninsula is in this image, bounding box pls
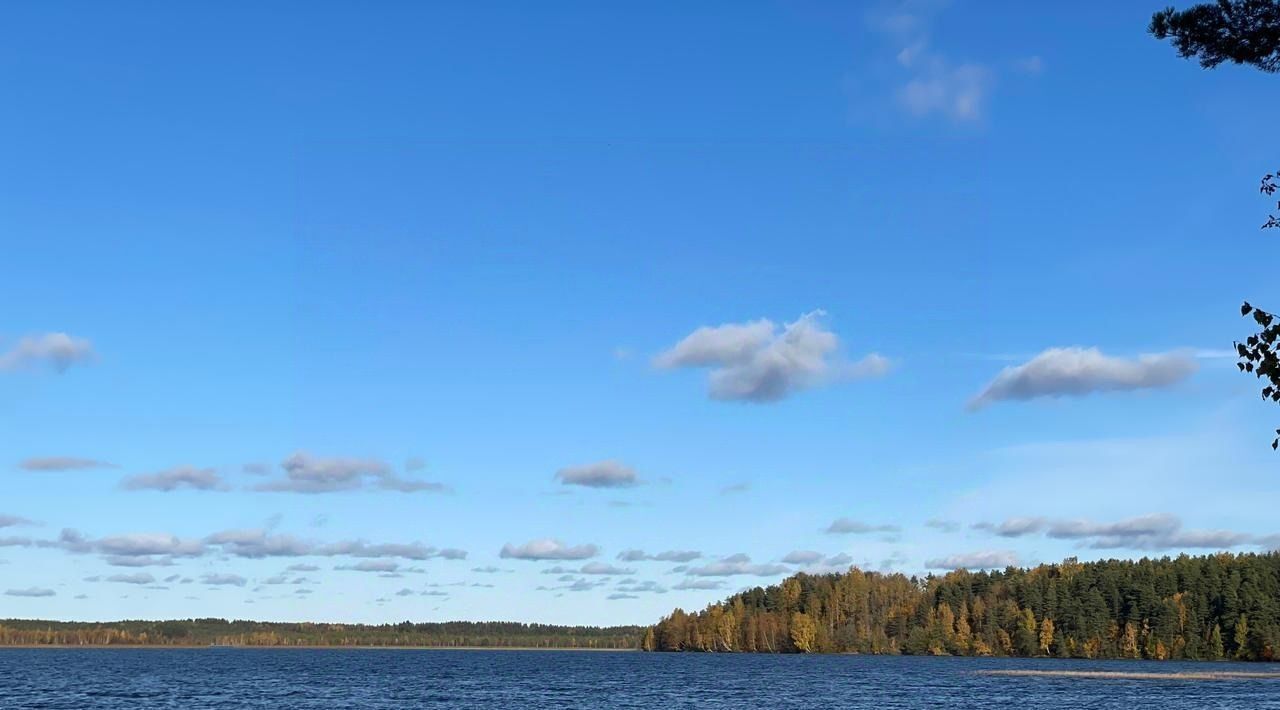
[643,552,1280,661]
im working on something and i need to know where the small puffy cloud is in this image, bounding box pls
[1013,55,1044,74]
[781,550,824,565]
[121,466,229,492]
[0,333,95,373]
[968,513,1252,552]
[925,551,1021,570]
[19,457,113,472]
[105,573,156,585]
[206,529,313,558]
[242,463,271,476]
[617,549,701,563]
[254,452,387,493]
[825,518,901,535]
[871,4,997,124]
[336,560,399,573]
[880,551,909,571]
[969,347,1198,410]
[654,311,888,403]
[93,532,205,559]
[254,452,445,494]
[720,482,751,495]
[925,519,960,533]
[608,593,638,600]
[555,461,639,489]
[1047,514,1252,551]
[202,573,248,587]
[673,579,725,591]
[897,60,992,122]
[579,562,635,576]
[499,539,600,561]
[377,476,449,494]
[5,587,55,597]
[972,517,1048,538]
[616,580,667,594]
[784,551,855,572]
[286,563,320,572]
[1045,513,1180,540]
[0,515,33,528]
[104,555,173,567]
[685,554,790,577]
[471,566,503,574]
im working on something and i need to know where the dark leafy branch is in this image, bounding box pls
[1238,171,1280,450]
[1150,0,1280,72]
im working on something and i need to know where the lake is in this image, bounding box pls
[2,649,1277,708]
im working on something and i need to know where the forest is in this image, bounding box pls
[643,552,1280,661]
[0,618,642,649]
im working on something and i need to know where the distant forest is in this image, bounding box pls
[0,619,642,649]
[644,552,1280,661]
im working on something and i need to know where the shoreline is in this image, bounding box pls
[979,669,1280,681]
[0,644,637,651]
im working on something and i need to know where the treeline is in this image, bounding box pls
[0,618,642,649]
[644,552,1280,661]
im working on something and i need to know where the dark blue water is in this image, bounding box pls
[1,649,1277,708]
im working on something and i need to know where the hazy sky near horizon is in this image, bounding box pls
[3,0,1279,626]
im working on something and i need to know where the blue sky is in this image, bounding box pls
[2,0,1279,626]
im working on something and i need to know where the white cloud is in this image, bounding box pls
[616,580,667,594]
[672,579,725,591]
[971,517,1048,538]
[555,461,639,489]
[201,573,248,587]
[617,549,702,563]
[0,333,95,373]
[105,573,156,585]
[925,551,1020,570]
[205,528,464,561]
[898,60,992,122]
[685,554,790,577]
[5,587,55,597]
[19,457,113,472]
[1013,55,1044,74]
[869,4,1049,124]
[655,311,888,402]
[925,519,960,533]
[499,539,600,561]
[253,452,446,494]
[970,513,1263,552]
[121,466,228,492]
[781,550,824,565]
[579,562,635,576]
[93,533,205,559]
[336,560,398,573]
[969,347,1198,409]
[825,518,901,535]
[0,515,32,528]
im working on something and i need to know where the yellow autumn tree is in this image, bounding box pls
[790,612,816,653]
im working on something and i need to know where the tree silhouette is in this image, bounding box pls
[1151,2,1280,448]
[1150,0,1280,72]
